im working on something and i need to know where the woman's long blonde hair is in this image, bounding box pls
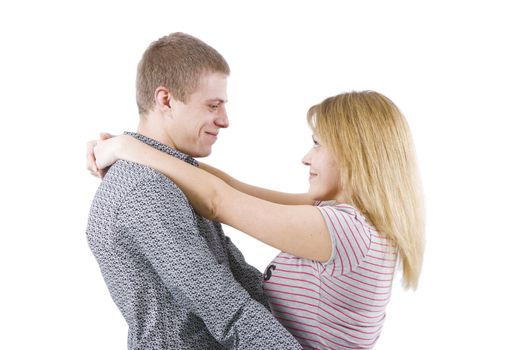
[307,91,425,289]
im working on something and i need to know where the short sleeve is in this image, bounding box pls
[316,204,372,275]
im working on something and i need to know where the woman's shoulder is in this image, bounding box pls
[315,201,372,229]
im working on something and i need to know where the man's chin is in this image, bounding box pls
[193,148,212,158]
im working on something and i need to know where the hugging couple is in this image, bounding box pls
[86,32,424,349]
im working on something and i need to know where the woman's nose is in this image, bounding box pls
[302,150,312,166]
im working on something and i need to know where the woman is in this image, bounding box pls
[90,90,424,349]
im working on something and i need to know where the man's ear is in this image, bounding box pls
[154,86,171,111]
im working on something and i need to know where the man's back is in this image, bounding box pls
[86,134,301,349]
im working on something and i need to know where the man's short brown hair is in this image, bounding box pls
[136,32,230,115]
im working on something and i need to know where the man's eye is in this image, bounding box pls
[210,105,219,110]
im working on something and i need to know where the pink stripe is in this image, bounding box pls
[271,273,320,290]
[371,232,394,243]
[275,264,390,294]
[308,273,391,310]
[281,321,378,345]
[267,290,385,323]
[270,301,382,338]
[276,309,381,336]
[320,291,388,315]
[318,281,388,312]
[322,207,349,274]
[358,265,394,276]
[370,247,397,256]
[268,294,382,325]
[336,273,393,289]
[333,278,391,295]
[329,275,393,299]
[367,254,397,262]
[273,260,394,301]
[275,268,320,280]
[317,293,387,319]
[276,317,370,344]
[334,204,371,247]
[267,277,387,318]
[321,276,392,305]
[334,204,358,213]
[334,276,391,292]
[265,280,319,294]
[331,250,337,276]
[362,259,397,269]
[269,298,335,321]
[274,266,389,301]
[351,272,392,283]
[351,215,371,251]
[325,207,355,273]
[371,240,393,247]
[352,269,393,282]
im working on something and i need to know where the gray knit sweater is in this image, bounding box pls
[86,132,301,349]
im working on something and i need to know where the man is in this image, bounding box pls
[86,32,301,349]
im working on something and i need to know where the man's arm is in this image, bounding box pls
[118,173,301,349]
[219,232,269,308]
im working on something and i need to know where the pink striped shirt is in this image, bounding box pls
[262,202,397,349]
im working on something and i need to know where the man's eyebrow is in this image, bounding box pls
[206,98,227,103]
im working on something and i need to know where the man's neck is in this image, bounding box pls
[137,115,175,150]
[125,131,198,166]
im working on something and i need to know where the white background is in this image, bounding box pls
[1,1,524,349]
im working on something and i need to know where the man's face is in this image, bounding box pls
[166,72,229,157]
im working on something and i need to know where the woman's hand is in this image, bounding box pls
[86,132,113,178]
[92,134,134,170]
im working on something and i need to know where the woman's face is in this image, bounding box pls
[302,134,343,202]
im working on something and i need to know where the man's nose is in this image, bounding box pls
[215,108,229,128]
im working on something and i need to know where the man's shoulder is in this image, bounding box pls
[101,160,192,213]
[103,160,184,193]
[87,161,196,241]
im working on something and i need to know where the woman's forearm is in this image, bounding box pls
[198,162,237,186]
[199,162,314,206]
[120,137,225,220]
